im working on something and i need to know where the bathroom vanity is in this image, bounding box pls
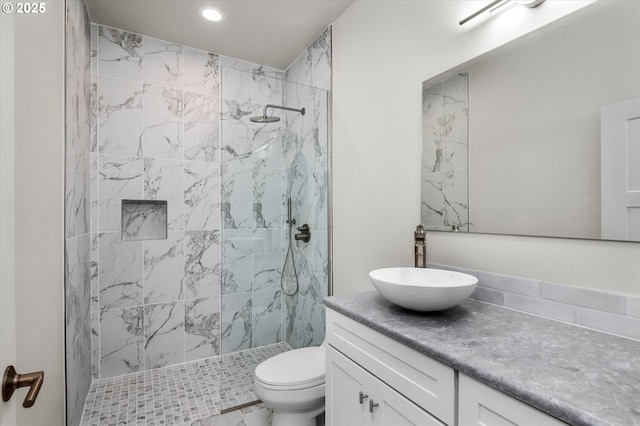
[324,292,640,426]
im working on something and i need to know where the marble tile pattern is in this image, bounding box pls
[79,344,289,426]
[430,263,640,341]
[65,1,93,425]
[421,72,469,231]
[219,343,290,411]
[89,24,330,395]
[283,28,331,349]
[285,26,332,91]
[324,292,640,426]
[91,25,225,379]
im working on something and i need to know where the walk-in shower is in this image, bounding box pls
[65,3,331,421]
[250,104,306,123]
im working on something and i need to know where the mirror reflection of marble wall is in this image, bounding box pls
[421,72,469,231]
[421,1,640,241]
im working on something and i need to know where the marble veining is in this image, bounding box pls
[221,293,253,353]
[97,76,144,156]
[183,91,220,163]
[281,29,331,352]
[251,229,281,292]
[222,229,253,295]
[222,164,253,229]
[100,306,144,378]
[97,26,143,81]
[422,72,469,231]
[144,231,184,304]
[185,296,221,361]
[98,232,143,310]
[144,158,184,230]
[98,154,144,232]
[286,294,325,349]
[251,289,282,347]
[86,22,330,389]
[325,292,640,426]
[144,301,185,369]
[253,167,282,228]
[66,1,93,424]
[184,230,221,300]
[221,99,255,165]
[121,200,168,240]
[183,48,220,95]
[284,26,331,91]
[142,36,182,89]
[143,83,184,160]
[184,161,221,231]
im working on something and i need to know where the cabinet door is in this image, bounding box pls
[372,377,446,426]
[326,346,373,426]
[459,374,568,426]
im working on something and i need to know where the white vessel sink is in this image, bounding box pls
[369,267,478,312]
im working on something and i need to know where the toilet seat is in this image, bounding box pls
[254,346,325,390]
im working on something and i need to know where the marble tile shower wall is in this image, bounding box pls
[283,27,331,349]
[89,24,298,379]
[421,72,469,231]
[66,1,93,425]
[218,59,287,355]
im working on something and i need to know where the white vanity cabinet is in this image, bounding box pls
[326,309,455,426]
[326,308,569,426]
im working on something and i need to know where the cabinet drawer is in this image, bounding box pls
[326,309,455,426]
[459,374,568,426]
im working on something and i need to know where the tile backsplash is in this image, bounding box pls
[430,263,640,341]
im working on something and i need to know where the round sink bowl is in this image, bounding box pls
[369,267,478,312]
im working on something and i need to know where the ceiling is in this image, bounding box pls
[85,0,354,70]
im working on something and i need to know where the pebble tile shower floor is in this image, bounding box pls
[80,343,290,426]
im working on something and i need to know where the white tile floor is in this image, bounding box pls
[80,343,290,426]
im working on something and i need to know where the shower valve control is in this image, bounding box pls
[295,224,311,243]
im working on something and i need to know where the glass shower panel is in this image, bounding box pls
[283,81,329,351]
[219,67,328,412]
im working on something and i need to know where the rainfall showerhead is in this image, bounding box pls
[250,115,281,123]
[250,104,305,123]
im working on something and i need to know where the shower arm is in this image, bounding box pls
[262,104,305,118]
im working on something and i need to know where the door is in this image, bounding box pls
[601,98,640,240]
[326,346,372,426]
[1,3,66,426]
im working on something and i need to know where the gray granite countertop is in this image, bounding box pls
[324,291,640,426]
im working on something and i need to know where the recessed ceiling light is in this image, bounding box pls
[200,7,224,22]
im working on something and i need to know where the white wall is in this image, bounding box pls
[332,0,640,297]
[0,2,66,425]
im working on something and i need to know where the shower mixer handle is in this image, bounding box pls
[295,224,311,243]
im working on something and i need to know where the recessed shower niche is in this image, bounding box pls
[121,199,168,240]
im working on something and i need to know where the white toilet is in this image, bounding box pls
[254,344,326,426]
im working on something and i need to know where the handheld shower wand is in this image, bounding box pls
[281,197,300,296]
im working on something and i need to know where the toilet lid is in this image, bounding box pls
[255,346,325,388]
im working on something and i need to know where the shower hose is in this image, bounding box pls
[281,198,299,296]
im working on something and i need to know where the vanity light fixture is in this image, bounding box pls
[459,0,545,26]
[200,6,224,22]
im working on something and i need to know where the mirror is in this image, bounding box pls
[421,1,640,241]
